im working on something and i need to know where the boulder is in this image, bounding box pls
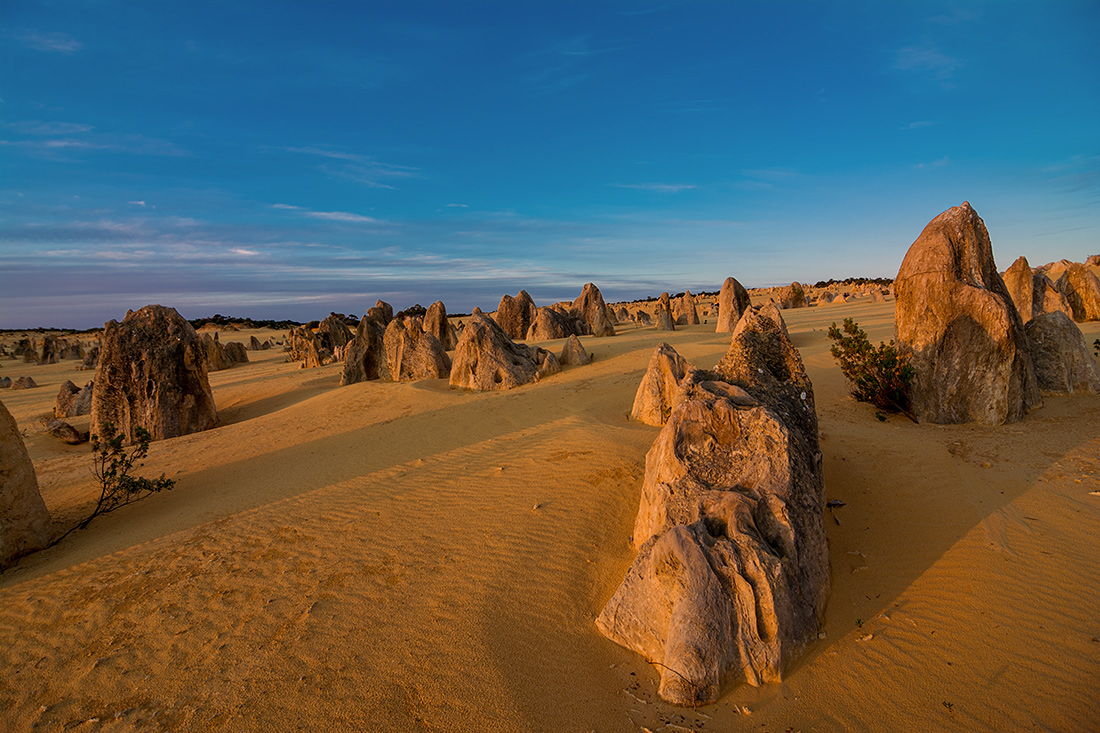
[249,335,264,350]
[368,300,393,326]
[224,341,249,364]
[1056,264,1100,322]
[43,418,84,445]
[203,333,234,372]
[572,283,616,337]
[39,336,60,365]
[55,380,81,418]
[526,307,573,341]
[60,342,84,360]
[22,349,39,364]
[630,343,694,426]
[558,334,590,366]
[675,290,700,326]
[0,378,10,388]
[317,313,354,353]
[424,301,456,351]
[775,282,807,309]
[894,203,1041,425]
[449,311,560,391]
[11,377,37,390]
[654,293,676,331]
[1004,256,1072,323]
[90,305,218,443]
[1024,311,1100,394]
[1086,254,1100,267]
[382,318,451,381]
[341,315,387,385]
[1,400,52,569]
[716,277,752,332]
[634,310,652,326]
[598,306,828,706]
[494,291,538,341]
[82,346,100,370]
[617,307,631,323]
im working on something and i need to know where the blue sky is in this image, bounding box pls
[2,1,1097,328]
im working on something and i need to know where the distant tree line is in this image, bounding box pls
[188,314,303,330]
[812,276,893,289]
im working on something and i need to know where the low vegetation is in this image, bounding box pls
[828,318,915,420]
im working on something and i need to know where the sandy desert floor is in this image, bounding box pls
[2,297,1099,732]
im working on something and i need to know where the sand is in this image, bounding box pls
[2,303,1099,732]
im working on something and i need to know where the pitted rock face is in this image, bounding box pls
[424,301,456,351]
[382,318,451,381]
[449,312,559,391]
[1,400,52,569]
[494,291,538,341]
[90,304,218,443]
[558,334,591,366]
[775,282,806,309]
[894,202,1041,425]
[675,290,700,326]
[341,315,387,385]
[654,292,676,331]
[1003,256,1072,323]
[716,277,752,332]
[572,283,616,337]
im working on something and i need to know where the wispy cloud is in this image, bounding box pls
[612,183,696,193]
[901,120,935,130]
[306,210,381,224]
[895,44,959,81]
[280,146,419,189]
[915,155,950,169]
[9,121,93,135]
[17,30,82,54]
[445,203,468,208]
[231,248,260,256]
[128,200,146,207]
[271,203,302,210]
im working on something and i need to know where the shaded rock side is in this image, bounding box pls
[341,315,387,385]
[494,291,538,341]
[1056,264,1100,322]
[449,311,560,391]
[716,277,752,332]
[1,399,52,569]
[383,318,451,381]
[11,377,38,390]
[90,304,218,443]
[654,292,676,331]
[55,380,93,418]
[424,301,456,351]
[526,307,573,341]
[675,290,700,326]
[368,300,394,326]
[572,283,616,337]
[1025,311,1100,394]
[558,334,591,366]
[203,333,234,372]
[894,202,1041,425]
[630,343,693,426]
[224,341,249,364]
[1003,256,1071,323]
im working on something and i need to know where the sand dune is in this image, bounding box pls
[2,302,1099,731]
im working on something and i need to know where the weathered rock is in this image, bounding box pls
[654,293,676,331]
[675,290,700,326]
[224,341,249,364]
[368,300,394,326]
[1086,255,1100,267]
[526,307,573,341]
[572,283,616,337]
[22,349,39,364]
[1004,256,1072,323]
[1056,264,1100,322]
[775,282,807,309]
[60,342,84,360]
[0,378,10,389]
[599,309,827,706]
[716,277,752,332]
[55,380,81,418]
[383,318,451,381]
[90,305,218,443]
[1025,311,1100,394]
[871,290,887,303]
[39,336,60,365]
[558,334,590,366]
[495,291,538,341]
[249,335,264,350]
[449,311,559,391]
[617,307,631,323]
[43,418,84,445]
[424,301,456,351]
[1,400,52,569]
[341,315,387,385]
[634,310,652,326]
[317,313,354,353]
[895,203,1041,425]
[11,377,37,390]
[630,343,694,426]
[82,346,100,370]
[203,333,234,372]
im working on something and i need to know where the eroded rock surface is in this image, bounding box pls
[495,291,538,341]
[424,301,456,351]
[449,311,560,391]
[558,334,590,366]
[341,315,387,385]
[383,318,451,381]
[716,277,752,332]
[654,292,676,331]
[775,282,806,309]
[1,400,52,569]
[894,203,1040,425]
[675,290,700,326]
[1056,264,1100,322]
[1004,256,1071,323]
[1025,311,1100,394]
[55,380,93,418]
[572,283,616,337]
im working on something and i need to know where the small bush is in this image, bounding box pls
[1093,338,1099,357]
[828,318,915,419]
[82,423,175,529]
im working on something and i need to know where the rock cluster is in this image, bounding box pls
[1003,256,1071,323]
[449,311,560,391]
[383,318,451,381]
[895,203,1040,425]
[599,306,828,706]
[90,305,218,442]
[1,400,53,569]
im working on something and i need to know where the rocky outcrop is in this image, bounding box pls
[598,306,828,706]
[368,300,394,326]
[317,314,354,353]
[558,334,590,366]
[82,346,100,370]
[224,341,249,364]
[1025,311,1100,394]
[249,335,264,350]
[90,305,218,443]
[424,301,456,351]
[634,310,652,326]
[1056,264,1100,322]
[572,283,616,337]
[775,282,806,309]
[11,377,37,390]
[449,311,560,391]
[617,307,631,323]
[716,277,752,332]
[43,418,83,445]
[1004,256,1072,323]
[494,291,538,341]
[630,343,693,426]
[654,293,676,331]
[895,203,1041,425]
[383,318,451,381]
[675,290,700,326]
[526,307,572,341]
[203,333,234,372]
[1,400,53,569]
[55,380,93,418]
[341,315,387,385]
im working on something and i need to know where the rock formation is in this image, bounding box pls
[449,311,560,391]
[894,203,1041,425]
[1056,264,1100,322]
[495,291,538,341]
[250,335,264,350]
[675,290,700,326]
[654,293,676,331]
[1003,256,1072,323]
[424,301,456,351]
[558,334,590,366]
[368,300,394,326]
[55,380,93,418]
[90,305,218,443]
[317,314,354,353]
[1024,311,1100,394]
[526,307,572,341]
[11,377,37,390]
[341,315,387,385]
[203,333,234,372]
[630,343,693,426]
[224,341,249,364]
[383,318,451,381]
[43,418,83,445]
[572,283,616,337]
[716,277,752,332]
[598,305,828,706]
[634,310,652,326]
[775,282,807,309]
[1,400,52,569]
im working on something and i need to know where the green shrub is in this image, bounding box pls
[828,318,915,419]
[82,423,175,529]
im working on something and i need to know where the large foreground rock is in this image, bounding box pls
[895,203,1040,425]
[1,399,53,569]
[598,306,828,706]
[716,277,752,332]
[1056,264,1100,322]
[91,305,218,442]
[1003,256,1071,323]
[1025,311,1100,394]
[449,311,560,391]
